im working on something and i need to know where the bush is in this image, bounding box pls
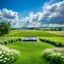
[0,41,4,45]
[3,41,8,45]
[0,38,22,45]
[10,39,14,43]
[43,48,64,64]
[14,38,19,42]
[15,39,18,41]
[0,44,20,64]
[18,38,21,41]
[39,38,64,47]
[7,40,11,43]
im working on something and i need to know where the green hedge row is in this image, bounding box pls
[0,38,22,45]
[39,38,64,47]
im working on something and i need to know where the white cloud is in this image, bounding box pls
[0,1,64,28]
[43,24,64,27]
[20,0,64,27]
[0,8,19,22]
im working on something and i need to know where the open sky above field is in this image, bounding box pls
[0,0,64,28]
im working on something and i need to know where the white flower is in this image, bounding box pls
[3,60,6,63]
[3,51,6,54]
[61,56,64,58]
[43,48,53,53]
[52,53,57,56]
[7,58,10,61]
[4,58,7,60]
[0,59,3,62]
[57,53,62,56]
[0,44,19,63]
[1,54,4,57]
[6,53,10,55]
[0,56,3,58]
[0,51,2,54]
[63,59,64,61]
[10,49,20,54]
[12,56,14,59]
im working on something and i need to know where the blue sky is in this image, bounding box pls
[0,0,64,28]
[0,0,63,16]
[0,0,45,16]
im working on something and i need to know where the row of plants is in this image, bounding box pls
[39,38,64,47]
[0,44,20,64]
[43,48,64,64]
[0,38,22,45]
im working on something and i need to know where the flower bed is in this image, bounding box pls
[43,48,64,64]
[0,45,20,64]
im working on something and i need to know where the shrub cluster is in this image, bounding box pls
[0,45,20,64]
[43,48,64,64]
[39,38,64,47]
[0,22,11,36]
[0,38,22,45]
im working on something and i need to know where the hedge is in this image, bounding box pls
[39,38,64,47]
[0,38,22,45]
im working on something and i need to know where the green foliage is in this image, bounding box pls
[39,38,64,47]
[6,41,55,64]
[18,38,21,41]
[43,48,64,64]
[0,38,22,45]
[0,41,4,45]
[3,41,8,45]
[0,45,19,64]
[0,22,11,36]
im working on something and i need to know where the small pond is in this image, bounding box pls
[22,37,39,42]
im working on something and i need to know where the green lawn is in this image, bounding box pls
[0,37,14,41]
[0,30,64,64]
[4,30,60,37]
[6,41,55,64]
[41,37,64,43]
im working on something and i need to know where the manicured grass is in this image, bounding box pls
[4,30,60,37]
[41,37,64,43]
[6,41,55,64]
[0,30,64,64]
[0,37,14,41]
[0,37,23,41]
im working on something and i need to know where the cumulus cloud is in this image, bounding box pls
[0,0,64,28]
[18,0,64,28]
[0,8,19,22]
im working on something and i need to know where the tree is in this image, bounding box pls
[0,22,11,36]
[58,28,62,31]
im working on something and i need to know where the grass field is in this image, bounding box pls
[4,30,60,37]
[47,31,64,36]
[0,30,64,64]
[42,37,64,43]
[6,41,55,64]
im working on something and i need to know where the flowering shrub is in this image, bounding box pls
[0,45,20,64]
[43,48,64,64]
